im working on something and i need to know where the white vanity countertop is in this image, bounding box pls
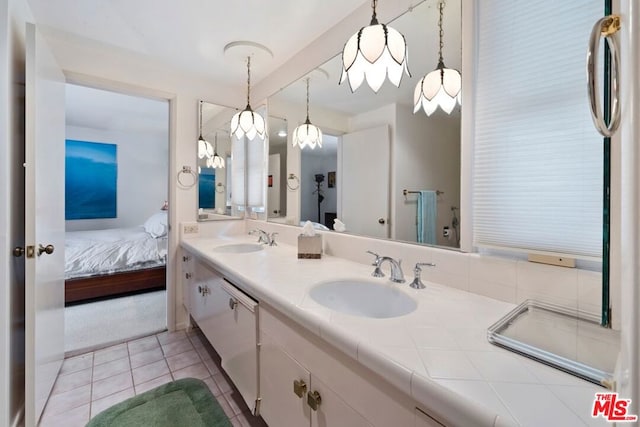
[182,236,607,427]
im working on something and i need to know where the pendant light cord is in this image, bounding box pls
[437,1,445,68]
[305,78,311,124]
[199,100,204,138]
[370,0,379,25]
[246,56,251,108]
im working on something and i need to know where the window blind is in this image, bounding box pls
[473,1,603,259]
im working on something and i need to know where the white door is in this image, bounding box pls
[267,153,281,217]
[24,23,66,426]
[338,125,390,238]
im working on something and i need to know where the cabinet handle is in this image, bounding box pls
[307,390,322,411]
[198,285,203,294]
[185,273,192,279]
[293,379,307,398]
[183,255,191,262]
[202,286,210,296]
[228,298,238,310]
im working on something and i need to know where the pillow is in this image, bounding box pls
[144,211,168,238]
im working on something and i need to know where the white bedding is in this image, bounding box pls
[65,226,167,279]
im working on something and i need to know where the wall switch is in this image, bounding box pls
[183,224,199,234]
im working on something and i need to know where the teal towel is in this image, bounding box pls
[417,191,437,244]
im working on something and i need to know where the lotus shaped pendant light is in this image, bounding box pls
[230,56,266,140]
[207,133,225,169]
[414,1,461,116]
[293,78,323,150]
[197,100,214,159]
[340,0,410,93]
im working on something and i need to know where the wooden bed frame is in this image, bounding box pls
[65,266,166,304]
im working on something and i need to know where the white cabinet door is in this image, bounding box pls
[309,375,373,427]
[24,22,66,426]
[260,331,311,427]
[181,250,194,313]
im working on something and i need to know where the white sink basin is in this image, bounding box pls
[212,243,264,254]
[309,280,417,319]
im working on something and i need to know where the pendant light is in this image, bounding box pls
[292,78,323,150]
[413,1,461,116]
[197,100,213,159]
[230,56,266,141]
[340,0,410,93]
[207,132,225,169]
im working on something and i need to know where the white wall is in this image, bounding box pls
[65,124,169,231]
[394,105,461,246]
[300,149,337,226]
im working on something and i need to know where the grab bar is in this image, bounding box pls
[587,15,621,137]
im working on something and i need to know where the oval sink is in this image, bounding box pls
[309,280,417,319]
[212,243,264,254]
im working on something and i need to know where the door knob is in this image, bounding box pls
[13,247,25,257]
[378,218,386,224]
[37,244,54,256]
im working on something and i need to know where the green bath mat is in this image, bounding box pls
[86,377,232,427]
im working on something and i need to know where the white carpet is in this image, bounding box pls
[64,290,167,354]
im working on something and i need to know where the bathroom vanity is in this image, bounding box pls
[180,230,606,426]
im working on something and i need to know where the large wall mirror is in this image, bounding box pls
[267,0,462,248]
[197,101,245,220]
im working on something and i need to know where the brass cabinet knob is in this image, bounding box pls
[293,379,307,398]
[307,390,322,411]
[185,273,193,279]
[37,244,54,256]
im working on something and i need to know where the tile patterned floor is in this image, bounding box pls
[39,328,268,427]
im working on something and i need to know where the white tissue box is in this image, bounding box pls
[298,235,322,259]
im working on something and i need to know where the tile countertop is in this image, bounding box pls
[181,236,607,427]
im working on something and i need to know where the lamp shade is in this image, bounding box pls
[198,136,213,159]
[413,67,461,115]
[340,23,410,93]
[230,107,266,141]
[293,120,323,150]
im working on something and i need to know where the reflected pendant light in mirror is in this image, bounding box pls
[414,1,461,116]
[293,78,323,150]
[207,132,225,168]
[230,56,266,140]
[340,0,410,93]
[198,100,214,159]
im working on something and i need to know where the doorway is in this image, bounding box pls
[63,83,169,354]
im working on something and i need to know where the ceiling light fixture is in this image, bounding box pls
[198,100,214,159]
[340,0,410,93]
[293,78,323,150]
[230,56,265,140]
[207,132,225,169]
[414,1,461,116]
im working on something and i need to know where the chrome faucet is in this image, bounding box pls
[410,262,436,289]
[366,251,385,277]
[249,229,278,246]
[378,256,405,283]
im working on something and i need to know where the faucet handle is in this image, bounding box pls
[366,251,384,277]
[410,262,435,289]
[365,250,381,266]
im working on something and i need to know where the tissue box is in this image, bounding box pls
[298,235,322,259]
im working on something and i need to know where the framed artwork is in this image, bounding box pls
[65,140,117,220]
[328,171,336,188]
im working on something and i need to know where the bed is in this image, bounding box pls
[64,212,168,304]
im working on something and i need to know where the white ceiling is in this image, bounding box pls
[26,0,369,84]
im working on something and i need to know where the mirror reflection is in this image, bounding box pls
[267,0,461,247]
[197,102,245,220]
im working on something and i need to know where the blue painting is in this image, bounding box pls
[198,167,215,209]
[65,140,117,220]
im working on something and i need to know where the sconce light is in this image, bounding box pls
[292,78,323,150]
[198,100,214,159]
[340,0,410,93]
[230,56,266,140]
[207,132,225,169]
[413,1,461,116]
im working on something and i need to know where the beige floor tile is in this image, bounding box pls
[132,359,170,385]
[134,373,174,395]
[156,329,186,345]
[171,362,210,380]
[223,390,245,416]
[203,376,222,397]
[42,383,91,417]
[39,402,90,427]
[161,336,194,357]
[127,335,160,355]
[92,371,133,401]
[130,347,164,369]
[93,357,130,382]
[90,387,135,418]
[93,343,129,366]
[166,349,201,372]
[60,353,93,375]
[213,372,233,394]
[51,367,92,395]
